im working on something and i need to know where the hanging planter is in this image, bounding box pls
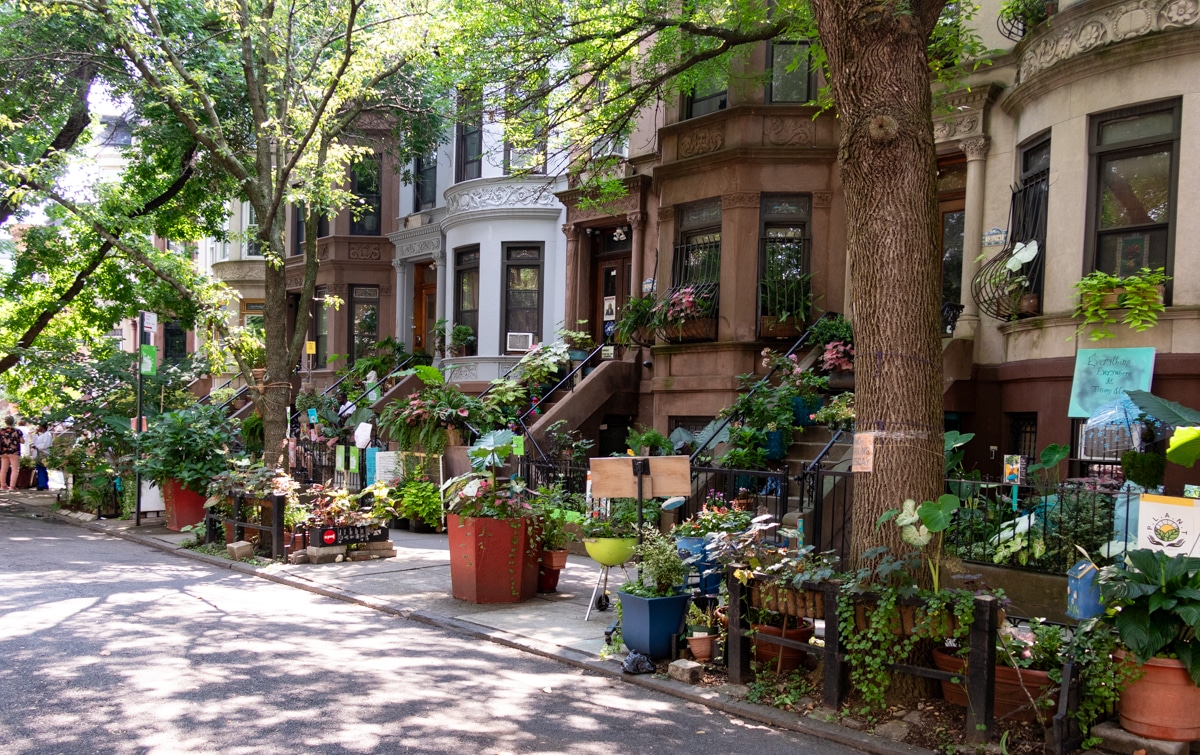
[826,370,855,391]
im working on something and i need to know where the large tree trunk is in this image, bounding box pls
[809,0,947,569]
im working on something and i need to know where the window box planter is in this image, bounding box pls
[619,590,692,660]
[759,316,802,340]
[658,317,717,344]
[826,370,854,391]
[447,514,539,604]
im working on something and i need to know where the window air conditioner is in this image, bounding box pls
[506,332,535,352]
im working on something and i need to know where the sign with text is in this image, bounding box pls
[139,345,157,376]
[1067,347,1155,418]
[1138,493,1200,554]
[309,525,390,546]
[852,432,875,473]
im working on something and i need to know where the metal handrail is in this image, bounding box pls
[289,356,416,427]
[195,376,233,406]
[688,312,837,463]
[216,384,250,411]
[512,342,605,462]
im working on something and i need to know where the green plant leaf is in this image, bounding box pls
[1125,390,1200,428]
[917,494,960,533]
[1167,426,1200,468]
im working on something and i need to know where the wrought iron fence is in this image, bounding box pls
[943,475,1132,574]
[204,492,286,559]
[803,463,854,565]
[687,465,791,524]
[293,437,365,491]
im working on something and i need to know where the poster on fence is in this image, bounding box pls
[375,451,397,482]
[1137,493,1200,554]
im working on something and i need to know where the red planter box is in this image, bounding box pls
[162,478,206,531]
[447,514,539,604]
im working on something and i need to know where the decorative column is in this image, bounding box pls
[957,137,990,339]
[562,224,581,326]
[392,257,411,351]
[628,212,647,299]
[432,247,446,340]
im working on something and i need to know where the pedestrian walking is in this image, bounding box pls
[0,416,22,491]
[31,423,53,490]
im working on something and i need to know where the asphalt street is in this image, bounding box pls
[0,499,861,754]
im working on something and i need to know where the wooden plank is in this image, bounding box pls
[589,455,692,498]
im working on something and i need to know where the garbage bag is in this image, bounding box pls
[622,651,655,675]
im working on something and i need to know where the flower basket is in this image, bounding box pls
[852,599,958,638]
[933,649,1059,724]
[748,582,825,620]
[658,317,717,344]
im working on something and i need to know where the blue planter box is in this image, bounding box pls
[792,395,824,427]
[675,536,721,595]
[763,429,787,460]
[619,591,691,659]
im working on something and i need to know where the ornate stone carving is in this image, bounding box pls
[721,193,760,210]
[628,211,646,231]
[444,359,477,379]
[562,224,580,241]
[1019,0,1200,82]
[658,206,676,222]
[764,117,815,146]
[318,245,330,261]
[933,113,981,143]
[211,260,266,282]
[395,236,442,261]
[325,284,348,295]
[348,243,383,261]
[445,182,562,215]
[431,248,445,266]
[565,194,637,223]
[813,191,833,208]
[286,276,305,290]
[678,124,724,158]
[960,137,990,161]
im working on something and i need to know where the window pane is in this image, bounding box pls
[1099,151,1170,229]
[1022,140,1051,176]
[506,246,541,261]
[1097,228,1168,276]
[941,210,965,305]
[761,225,807,319]
[353,303,378,359]
[458,269,479,312]
[771,43,810,103]
[1099,112,1174,145]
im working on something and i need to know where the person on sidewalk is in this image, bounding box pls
[0,416,22,491]
[31,423,53,490]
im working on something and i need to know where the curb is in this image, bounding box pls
[46,509,932,755]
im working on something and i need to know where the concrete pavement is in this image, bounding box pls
[5,488,932,755]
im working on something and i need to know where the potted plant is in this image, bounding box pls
[448,324,475,357]
[1097,548,1200,741]
[443,430,542,604]
[652,285,718,343]
[613,296,656,347]
[1073,267,1172,341]
[671,492,753,594]
[762,349,828,426]
[619,525,692,659]
[998,0,1050,33]
[809,392,854,432]
[137,404,240,531]
[581,497,652,567]
[685,602,718,663]
[557,321,596,361]
[377,366,484,454]
[625,424,673,456]
[398,476,443,532]
[431,317,449,357]
[759,270,813,339]
[515,342,571,396]
[532,484,584,593]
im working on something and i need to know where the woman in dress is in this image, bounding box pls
[0,416,23,491]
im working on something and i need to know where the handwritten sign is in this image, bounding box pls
[1067,347,1155,418]
[852,432,875,473]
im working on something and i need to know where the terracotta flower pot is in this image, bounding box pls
[1115,650,1200,741]
[447,514,539,604]
[162,478,206,531]
[659,317,717,344]
[932,648,1058,723]
[751,619,814,672]
[688,633,717,663]
[541,548,569,570]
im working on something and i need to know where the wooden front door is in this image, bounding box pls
[412,262,438,353]
[593,254,631,345]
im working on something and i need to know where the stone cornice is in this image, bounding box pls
[1005,0,1200,113]
[556,174,652,225]
[932,83,1000,145]
[652,146,838,183]
[389,222,444,263]
[443,176,563,217]
[211,259,266,283]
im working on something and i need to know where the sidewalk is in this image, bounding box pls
[11,490,930,755]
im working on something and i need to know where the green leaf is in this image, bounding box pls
[876,509,899,530]
[1167,426,1200,468]
[1176,602,1200,628]
[1126,390,1200,428]
[918,494,960,533]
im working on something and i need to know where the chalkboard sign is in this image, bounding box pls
[1067,347,1155,418]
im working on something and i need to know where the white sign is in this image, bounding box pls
[374,451,398,482]
[1138,493,1200,554]
[142,312,158,329]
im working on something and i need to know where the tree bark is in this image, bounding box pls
[808,0,947,570]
